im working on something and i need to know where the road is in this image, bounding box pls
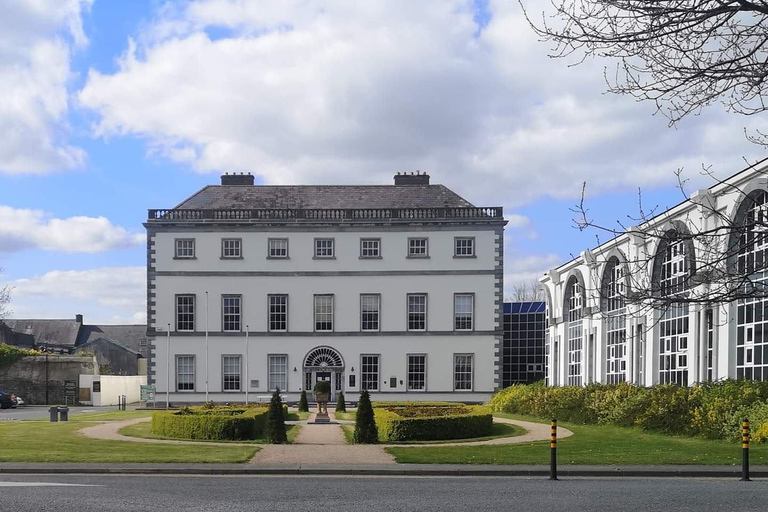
[0,406,123,421]
[0,475,766,511]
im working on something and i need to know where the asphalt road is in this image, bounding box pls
[0,406,122,421]
[0,475,766,511]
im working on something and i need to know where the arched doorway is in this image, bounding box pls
[303,346,344,401]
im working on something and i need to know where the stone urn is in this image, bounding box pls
[313,381,331,423]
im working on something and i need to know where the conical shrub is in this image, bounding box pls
[298,390,309,412]
[336,391,346,413]
[265,388,288,444]
[353,389,378,443]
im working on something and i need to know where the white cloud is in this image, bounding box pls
[77,0,767,208]
[506,214,530,228]
[5,266,145,324]
[0,0,91,174]
[0,205,143,253]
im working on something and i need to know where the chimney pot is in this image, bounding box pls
[393,171,430,186]
[75,314,83,324]
[221,173,255,186]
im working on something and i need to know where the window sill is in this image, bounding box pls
[313,256,336,260]
[359,256,383,260]
[406,255,430,259]
[220,256,243,260]
[453,255,477,259]
[266,256,290,260]
[173,256,197,260]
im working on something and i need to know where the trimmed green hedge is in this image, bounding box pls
[375,405,493,441]
[371,401,459,408]
[151,406,271,440]
[490,380,768,441]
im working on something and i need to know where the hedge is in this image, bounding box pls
[490,380,768,441]
[374,405,493,441]
[371,401,459,408]
[151,406,272,440]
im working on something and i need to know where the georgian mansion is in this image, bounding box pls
[542,159,768,388]
[145,172,506,403]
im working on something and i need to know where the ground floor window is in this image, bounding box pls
[605,313,626,384]
[454,354,473,391]
[659,302,689,386]
[222,355,241,391]
[176,355,195,391]
[407,355,426,391]
[361,355,379,391]
[567,320,582,386]
[269,355,287,391]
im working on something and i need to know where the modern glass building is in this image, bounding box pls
[501,302,546,387]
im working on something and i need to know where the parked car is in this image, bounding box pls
[0,391,13,409]
[12,396,24,408]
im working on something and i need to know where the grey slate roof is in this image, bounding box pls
[76,325,148,357]
[175,185,475,210]
[2,319,81,348]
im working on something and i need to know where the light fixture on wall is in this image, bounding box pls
[293,367,297,372]
[350,367,354,372]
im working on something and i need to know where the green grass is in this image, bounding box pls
[386,413,768,465]
[0,421,259,463]
[285,411,310,421]
[335,411,356,421]
[341,422,522,445]
[28,410,154,422]
[120,421,301,444]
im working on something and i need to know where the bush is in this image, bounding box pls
[375,405,493,441]
[336,391,346,413]
[152,406,269,440]
[265,389,287,444]
[371,401,459,408]
[298,390,309,412]
[314,381,331,396]
[354,390,378,443]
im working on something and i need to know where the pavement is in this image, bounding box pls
[0,474,767,512]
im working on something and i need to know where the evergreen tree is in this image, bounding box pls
[335,391,346,413]
[353,389,378,444]
[265,388,287,444]
[298,390,309,412]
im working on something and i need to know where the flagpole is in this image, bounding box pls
[245,325,250,405]
[166,323,171,409]
[205,291,209,402]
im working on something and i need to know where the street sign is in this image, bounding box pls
[64,380,76,398]
[140,385,155,402]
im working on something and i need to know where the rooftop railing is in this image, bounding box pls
[147,207,504,222]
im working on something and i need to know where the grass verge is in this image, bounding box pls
[120,421,301,444]
[341,422,523,445]
[385,413,768,465]
[335,411,356,422]
[0,421,258,463]
[285,411,310,421]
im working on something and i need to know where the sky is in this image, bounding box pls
[0,0,766,324]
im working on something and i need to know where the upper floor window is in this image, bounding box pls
[361,294,381,331]
[269,295,288,332]
[314,295,334,332]
[408,238,429,258]
[454,294,474,331]
[268,238,289,259]
[222,295,241,332]
[221,238,242,259]
[175,239,195,259]
[407,294,427,331]
[454,237,475,257]
[360,238,381,258]
[314,238,335,259]
[176,294,195,332]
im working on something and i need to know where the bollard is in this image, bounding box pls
[58,406,69,422]
[741,418,750,481]
[550,418,558,481]
[49,406,58,422]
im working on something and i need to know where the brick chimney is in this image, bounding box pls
[394,171,430,185]
[75,314,83,324]
[221,172,255,186]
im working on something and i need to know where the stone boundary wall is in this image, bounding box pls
[0,355,97,405]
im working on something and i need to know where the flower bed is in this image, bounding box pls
[374,404,493,442]
[151,405,273,441]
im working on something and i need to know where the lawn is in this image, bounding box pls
[285,411,310,421]
[334,411,356,421]
[386,413,768,465]
[120,421,301,444]
[340,422,522,445]
[0,421,259,463]
[27,410,155,422]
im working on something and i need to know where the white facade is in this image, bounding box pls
[146,175,506,403]
[542,159,768,387]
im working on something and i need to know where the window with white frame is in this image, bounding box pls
[175,239,195,258]
[176,355,195,391]
[269,295,288,332]
[361,294,380,331]
[268,238,289,258]
[408,238,428,257]
[454,294,474,331]
[222,295,241,332]
[314,238,334,258]
[603,258,627,384]
[360,238,381,258]
[314,295,334,332]
[222,355,241,391]
[176,295,195,332]
[454,237,475,257]
[268,355,287,391]
[221,238,241,258]
[566,278,583,386]
[408,355,426,391]
[361,355,379,391]
[454,354,473,390]
[407,294,427,331]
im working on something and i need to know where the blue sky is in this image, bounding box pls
[0,0,765,323]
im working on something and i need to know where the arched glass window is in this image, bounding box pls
[603,257,626,384]
[565,276,583,386]
[658,236,691,386]
[736,190,768,380]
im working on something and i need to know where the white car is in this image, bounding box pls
[11,396,23,408]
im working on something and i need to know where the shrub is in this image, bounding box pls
[151,406,269,440]
[372,401,459,408]
[336,391,346,413]
[354,390,378,443]
[265,389,287,444]
[298,390,309,412]
[314,381,331,396]
[375,405,493,441]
